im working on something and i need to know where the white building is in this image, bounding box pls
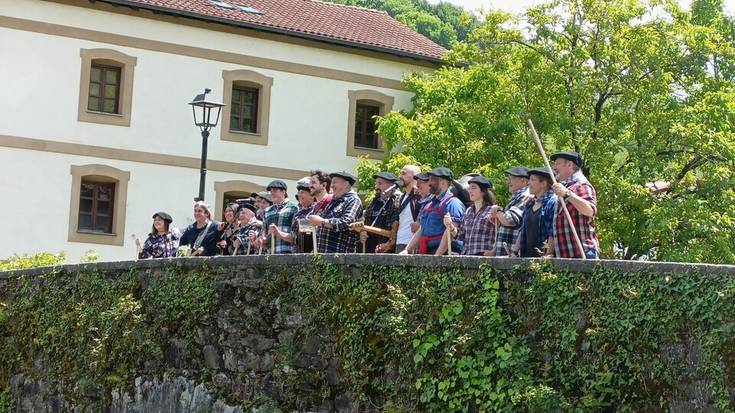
[0,0,445,261]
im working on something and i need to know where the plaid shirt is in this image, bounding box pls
[494,187,529,256]
[363,188,402,252]
[290,204,315,253]
[519,190,557,256]
[140,228,181,258]
[234,221,260,254]
[553,171,599,258]
[263,199,298,254]
[457,203,495,255]
[315,190,363,253]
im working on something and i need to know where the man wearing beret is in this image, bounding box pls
[308,171,364,253]
[400,167,465,255]
[489,166,530,256]
[550,151,599,258]
[260,180,298,254]
[358,171,402,253]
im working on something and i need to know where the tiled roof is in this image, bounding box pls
[101,0,447,62]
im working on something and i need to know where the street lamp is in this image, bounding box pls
[188,88,225,202]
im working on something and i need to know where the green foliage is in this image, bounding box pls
[323,0,479,48]
[0,252,65,271]
[0,265,216,407]
[369,0,735,263]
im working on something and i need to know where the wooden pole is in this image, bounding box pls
[445,227,452,255]
[526,119,586,259]
[493,217,500,255]
[270,233,275,254]
[312,230,318,255]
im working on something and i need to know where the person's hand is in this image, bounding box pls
[217,240,227,249]
[375,242,390,253]
[552,183,568,198]
[349,221,365,231]
[308,215,323,227]
[135,238,141,248]
[268,223,279,236]
[217,222,226,231]
[247,231,256,241]
[410,222,420,233]
[488,205,501,220]
[359,231,368,244]
[442,213,453,228]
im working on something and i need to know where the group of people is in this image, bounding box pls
[136,151,599,259]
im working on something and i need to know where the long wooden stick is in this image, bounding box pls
[445,226,452,255]
[493,217,500,254]
[270,233,275,254]
[312,230,318,255]
[526,119,586,259]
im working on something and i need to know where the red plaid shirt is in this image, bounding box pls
[553,172,599,258]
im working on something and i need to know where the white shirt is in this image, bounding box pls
[396,201,416,245]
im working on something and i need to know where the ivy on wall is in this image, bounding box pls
[1,257,734,411]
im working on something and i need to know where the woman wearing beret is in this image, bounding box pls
[217,203,240,255]
[441,175,496,255]
[137,212,181,259]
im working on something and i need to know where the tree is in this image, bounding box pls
[367,0,735,263]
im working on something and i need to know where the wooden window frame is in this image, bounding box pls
[346,90,394,159]
[230,86,259,134]
[78,180,116,233]
[88,63,122,114]
[78,48,137,127]
[221,69,273,145]
[354,103,381,150]
[68,164,130,246]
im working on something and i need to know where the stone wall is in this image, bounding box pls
[2,255,734,412]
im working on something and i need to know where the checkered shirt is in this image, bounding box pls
[552,172,599,258]
[263,199,298,254]
[457,203,495,255]
[493,187,529,256]
[315,190,363,253]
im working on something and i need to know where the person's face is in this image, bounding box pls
[309,175,325,196]
[224,208,234,222]
[468,183,483,202]
[194,206,208,222]
[528,175,549,196]
[298,189,313,206]
[239,209,253,222]
[428,176,446,196]
[153,216,166,232]
[417,179,430,197]
[553,158,574,181]
[331,177,349,197]
[399,167,415,187]
[270,188,286,203]
[374,177,393,194]
[507,175,528,192]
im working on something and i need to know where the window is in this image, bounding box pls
[354,103,380,149]
[346,90,394,158]
[78,48,137,127]
[68,164,130,246]
[230,86,259,133]
[88,64,121,114]
[78,181,115,233]
[221,69,273,145]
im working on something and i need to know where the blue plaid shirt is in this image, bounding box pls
[494,187,529,256]
[263,199,298,254]
[315,190,363,253]
[519,190,557,256]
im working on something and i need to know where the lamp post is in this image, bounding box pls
[188,88,225,202]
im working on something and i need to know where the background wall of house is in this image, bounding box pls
[0,0,430,261]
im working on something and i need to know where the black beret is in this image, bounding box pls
[266,180,287,191]
[296,177,311,191]
[550,151,583,167]
[152,211,173,223]
[427,167,454,180]
[527,167,553,181]
[239,201,257,213]
[329,171,357,185]
[468,175,493,189]
[414,172,430,181]
[256,191,273,204]
[373,171,399,183]
[504,166,529,178]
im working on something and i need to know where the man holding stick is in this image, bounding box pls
[352,171,401,253]
[400,167,464,255]
[260,180,298,254]
[308,171,363,253]
[489,166,530,256]
[549,151,599,259]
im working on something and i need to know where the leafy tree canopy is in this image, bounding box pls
[360,0,735,263]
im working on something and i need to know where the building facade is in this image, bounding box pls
[0,0,444,261]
